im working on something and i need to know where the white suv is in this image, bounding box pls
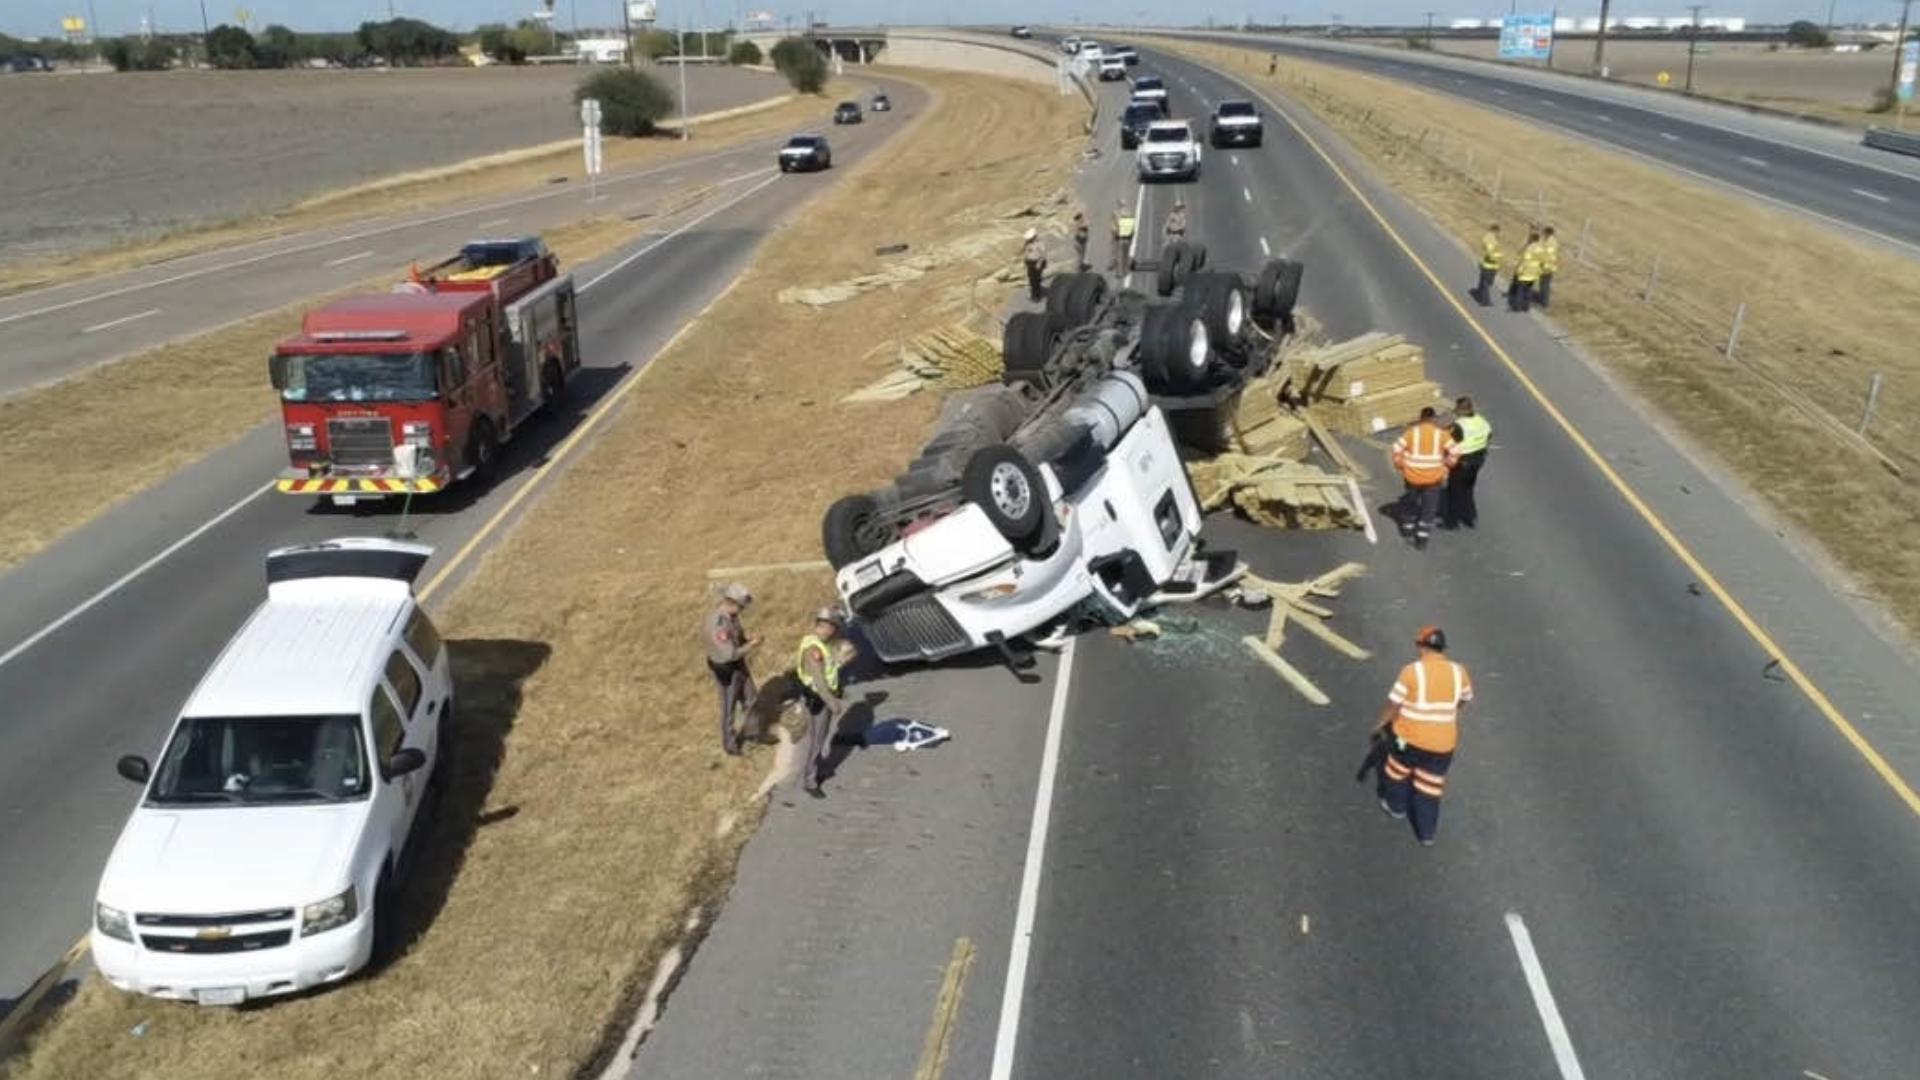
[1137,119,1202,182]
[92,538,451,1005]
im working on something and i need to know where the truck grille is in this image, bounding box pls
[137,909,292,927]
[1149,153,1184,170]
[327,417,394,468]
[863,594,971,663]
[141,930,292,954]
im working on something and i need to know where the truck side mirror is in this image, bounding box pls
[386,747,427,779]
[268,354,289,390]
[116,755,151,784]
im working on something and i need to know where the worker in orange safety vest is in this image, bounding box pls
[1375,625,1474,846]
[1391,406,1455,549]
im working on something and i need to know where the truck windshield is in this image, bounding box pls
[278,352,438,403]
[149,715,370,806]
[1146,127,1188,143]
[1133,78,1163,89]
[1219,102,1255,116]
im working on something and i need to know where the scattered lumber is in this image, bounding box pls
[842,323,1005,403]
[1187,454,1364,530]
[1234,561,1369,704]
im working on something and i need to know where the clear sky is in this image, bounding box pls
[4,0,1908,41]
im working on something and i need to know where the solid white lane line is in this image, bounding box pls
[1231,154,1240,166]
[1597,114,1614,122]
[1539,98,1558,107]
[1494,88,1510,96]
[323,250,375,267]
[0,482,274,672]
[1853,187,1892,203]
[1659,131,1681,141]
[1122,182,1146,291]
[579,169,779,293]
[1242,187,1252,202]
[1505,913,1589,1080]
[988,638,1077,1080]
[79,308,159,334]
[1739,155,1768,168]
[476,217,513,229]
[1260,236,1271,256]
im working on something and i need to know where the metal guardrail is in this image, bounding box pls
[1863,126,1920,158]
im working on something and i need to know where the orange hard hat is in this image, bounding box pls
[1415,625,1447,651]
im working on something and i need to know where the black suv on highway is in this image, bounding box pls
[1119,102,1163,149]
[778,134,833,172]
[833,101,863,124]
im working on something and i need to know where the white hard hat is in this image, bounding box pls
[1024,227,1039,240]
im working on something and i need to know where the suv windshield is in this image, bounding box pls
[279,352,437,403]
[1124,105,1160,124]
[785,137,818,149]
[1133,77,1163,89]
[1218,102,1255,116]
[1145,126,1189,143]
[150,715,370,806]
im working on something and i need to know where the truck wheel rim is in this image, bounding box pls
[1186,319,1210,371]
[1225,290,1245,337]
[989,462,1033,521]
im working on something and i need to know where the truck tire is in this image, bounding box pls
[1138,303,1213,393]
[1253,258,1304,325]
[1156,242,1189,297]
[1001,311,1057,384]
[1064,272,1108,328]
[1185,273,1251,361]
[962,445,1047,547]
[823,493,893,569]
[466,418,499,484]
[540,360,566,414]
[1045,272,1103,333]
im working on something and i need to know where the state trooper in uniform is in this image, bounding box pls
[702,583,760,755]
[794,608,853,798]
[1109,197,1138,274]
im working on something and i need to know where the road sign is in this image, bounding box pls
[1498,13,1554,61]
[580,98,604,183]
[1899,40,1918,103]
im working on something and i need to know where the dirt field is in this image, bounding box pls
[1365,36,1897,124]
[1159,37,1920,636]
[1,63,783,267]
[12,66,1086,1080]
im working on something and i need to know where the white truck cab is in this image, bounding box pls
[92,538,451,1006]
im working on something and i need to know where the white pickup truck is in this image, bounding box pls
[1137,119,1202,182]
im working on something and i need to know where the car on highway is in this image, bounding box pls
[91,538,449,1006]
[778,134,832,172]
[1108,44,1139,66]
[833,101,863,125]
[1098,56,1127,81]
[1137,120,1202,182]
[1011,25,1033,38]
[1061,36,1081,54]
[1119,101,1163,149]
[1129,74,1168,109]
[1079,41,1103,60]
[871,92,892,111]
[1209,99,1264,148]
[1128,90,1167,118]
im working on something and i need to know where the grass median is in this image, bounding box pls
[1151,37,1920,637]
[12,66,1085,1079]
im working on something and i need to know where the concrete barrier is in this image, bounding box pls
[877,29,1097,127]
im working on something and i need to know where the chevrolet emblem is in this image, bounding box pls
[195,926,233,941]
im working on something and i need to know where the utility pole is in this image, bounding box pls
[1593,0,1612,74]
[1890,0,1914,103]
[620,0,635,69]
[1825,0,1837,36]
[197,0,209,67]
[1683,4,1705,93]
[1424,10,1436,48]
[677,16,690,140]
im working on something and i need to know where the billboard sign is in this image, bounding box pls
[627,1,657,24]
[1899,40,1917,102]
[1498,13,1554,61]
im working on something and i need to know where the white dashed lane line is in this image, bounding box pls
[1243,187,1252,202]
[323,250,375,267]
[80,308,160,335]
[1259,236,1271,256]
[1853,187,1892,203]
[1659,131,1681,141]
[1739,155,1768,168]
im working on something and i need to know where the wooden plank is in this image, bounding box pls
[1282,607,1373,660]
[1242,636,1331,705]
[1297,408,1367,479]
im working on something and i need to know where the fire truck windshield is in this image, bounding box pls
[278,352,439,403]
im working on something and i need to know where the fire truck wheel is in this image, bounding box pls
[468,418,499,483]
[823,493,893,569]
[962,444,1046,546]
[541,361,566,412]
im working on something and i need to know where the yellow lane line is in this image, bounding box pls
[915,937,978,1080]
[1213,52,1920,820]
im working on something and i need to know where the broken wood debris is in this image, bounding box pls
[1187,454,1364,530]
[1236,562,1369,705]
[842,324,1005,403]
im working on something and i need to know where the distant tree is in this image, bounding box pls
[728,39,762,65]
[102,35,175,71]
[204,24,256,68]
[357,17,460,66]
[0,31,25,55]
[577,67,675,135]
[634,28,677,60]
[309,33,370,67]
[478,23,528,63]
[1785,20,1831,48]
[769,36,827,94]
[251,24,300,67]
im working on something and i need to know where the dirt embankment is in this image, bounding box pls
[1156,38,1920,635]
[13,67,1086,1080]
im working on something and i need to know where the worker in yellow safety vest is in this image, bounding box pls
[1375,625,1474,845]
[1391,406,1455,549]
[1536,225,1561,310]
[1507,230,1542,313]
[1470,223,1502,307]
[1110,198,1138,274]
[794,608,853,798]
[1445,396,1492,530]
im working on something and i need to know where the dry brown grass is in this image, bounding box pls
[12,68,1085,1080]
[0,84,854,299]
[0,191,731,573]
[1157,37,1920,632]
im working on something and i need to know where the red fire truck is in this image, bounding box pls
[269,237,580,503]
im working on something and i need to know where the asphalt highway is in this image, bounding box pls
[0,75,924,1012]
[1146,29,1920,257]
[0,83,863,399]
[629,45,1920,1080]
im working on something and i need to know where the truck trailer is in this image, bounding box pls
[269,238,581,504]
